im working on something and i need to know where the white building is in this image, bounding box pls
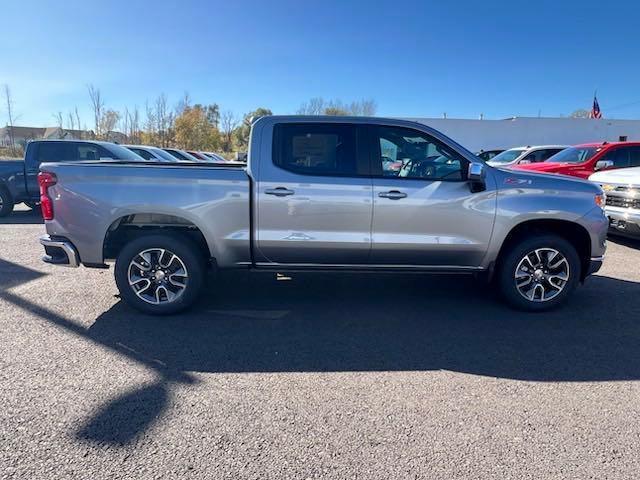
[405,117,640,152]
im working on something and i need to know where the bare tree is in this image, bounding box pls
[53,111,64,130]
[87,84,104,137]
[67,111,76,131]
[349,99,377,116]
[297,97,325,115]
[175,91,191,116]
[155,93,173,147]
[3,84,17,155]
[74,107,82,139]
[220,110,239,152]
[130,106,140,144]
[297,97,377,116]
[99,109,121,137]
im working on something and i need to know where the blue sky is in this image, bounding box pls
[3,0,640,126]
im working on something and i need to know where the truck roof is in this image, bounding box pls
[574,141,640,148]
[29,139,118,146]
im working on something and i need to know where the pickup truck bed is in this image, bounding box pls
[43,161,251,267]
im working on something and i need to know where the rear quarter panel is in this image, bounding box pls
[41,162,251,267]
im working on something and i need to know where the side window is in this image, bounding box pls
[36,142,76,163]
[539,149,562,161]
[273,123,357,176]
[76,144,101,161]
[130,148,154,160]
[628,147,640,167]
[373,126,464,180]
[522,151,537,163]
[603,148,630,168]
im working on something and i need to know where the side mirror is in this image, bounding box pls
[519,159,532,165]
[468,163,486,192]
[595,160,614,171]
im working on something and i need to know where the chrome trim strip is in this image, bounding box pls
[254,262,484,271]
[590,256,605,262]
[39,235,80,268]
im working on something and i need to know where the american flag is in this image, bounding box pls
[590,95,602,119]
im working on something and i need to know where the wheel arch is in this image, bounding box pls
[495,219,592,280]
[103,212,214,266]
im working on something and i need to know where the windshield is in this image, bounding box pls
[106,143,145,161]
[152,147,180,162]
[545,146,599,164]
[488,148,526,164]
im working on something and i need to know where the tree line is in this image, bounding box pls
[1,82,378,158]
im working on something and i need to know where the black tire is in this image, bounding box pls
[115,234,205,315]
[497,234,581,312]
[0,186,14,217]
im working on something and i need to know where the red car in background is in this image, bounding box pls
[512,141,640,179]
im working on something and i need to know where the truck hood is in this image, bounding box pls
[589,166,640,185]
[492,165,602,194]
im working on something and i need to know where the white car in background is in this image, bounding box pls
[590,166,640,239]
[487,145,568,168]
[201,152,228,163]
[124,145,181,162]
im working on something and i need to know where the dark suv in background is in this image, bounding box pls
[0,140,143,216]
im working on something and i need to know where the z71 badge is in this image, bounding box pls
[504,177,533,185]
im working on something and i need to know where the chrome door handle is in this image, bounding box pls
[378,190,407,200]
[265,187,295,197]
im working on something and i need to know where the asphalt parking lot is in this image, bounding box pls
[2,205,640,479]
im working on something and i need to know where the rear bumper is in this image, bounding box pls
[39,235,80,268]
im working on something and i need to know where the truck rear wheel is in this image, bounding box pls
[115,234,205,315]
[0,187,14,217]
[497,234,581,312]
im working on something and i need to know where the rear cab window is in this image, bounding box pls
[272,123,360,176]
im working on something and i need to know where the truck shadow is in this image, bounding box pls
[4,260,638,446]
[89,272,640,382]
[609,234,640,250]
[0,207,43,225]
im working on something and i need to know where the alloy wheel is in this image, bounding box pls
[514,248,570,302]
[127,248,189,305]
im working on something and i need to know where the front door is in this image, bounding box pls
[255,122,372,265]
[369,125,496,267]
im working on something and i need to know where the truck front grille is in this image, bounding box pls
[606,195,640,210]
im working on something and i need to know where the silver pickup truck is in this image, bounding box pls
[38,116,608,314]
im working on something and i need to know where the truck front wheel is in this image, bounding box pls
[115,234,205,315]
[0,187,14,217]
[497,234,581,311]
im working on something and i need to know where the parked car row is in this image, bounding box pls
[478,141,640,240]
[0,139,238,216]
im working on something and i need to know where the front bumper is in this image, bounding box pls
[586,256,604,277]
[605,206,640,238]
[39,235,80,268]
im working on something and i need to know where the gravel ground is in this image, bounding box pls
[2,205,640,479]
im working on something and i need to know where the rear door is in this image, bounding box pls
[255,122,373,265]
[368,125,496,267]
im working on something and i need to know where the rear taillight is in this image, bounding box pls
[38,171,57,220]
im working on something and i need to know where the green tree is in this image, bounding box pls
[174,105,220,150]
[235,107,273,150]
